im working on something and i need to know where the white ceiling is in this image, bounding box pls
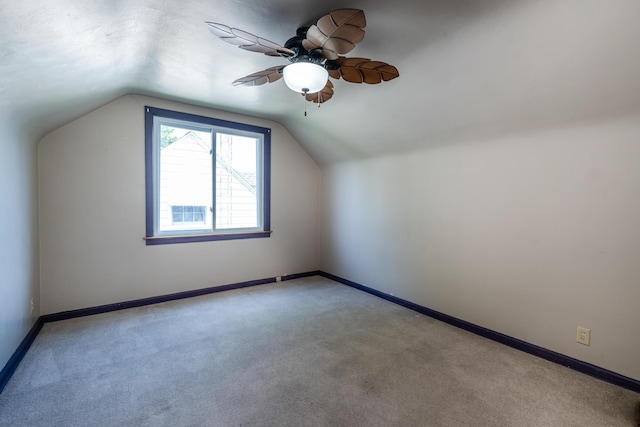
[2,0,639,164]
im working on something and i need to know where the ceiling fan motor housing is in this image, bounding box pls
[283,28,325,65]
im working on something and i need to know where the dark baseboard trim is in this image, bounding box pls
[41,271,321,323]
[0,317,44,394]
[319,271,640,394]
[1,270,320,395]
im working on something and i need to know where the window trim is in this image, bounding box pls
[144,106,271,245]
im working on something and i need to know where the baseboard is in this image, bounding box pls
[1,270,320,395]
[41,271,322,323]
[0,317,44,394]
[319,271,640,394]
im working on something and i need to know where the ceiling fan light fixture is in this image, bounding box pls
[283,62,328,94]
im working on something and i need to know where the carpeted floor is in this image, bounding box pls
[0,276,638,426]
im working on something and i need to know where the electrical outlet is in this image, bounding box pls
[576,326,591,346]
[30,299,34,314]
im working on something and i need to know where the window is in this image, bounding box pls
[171,206,206,225]
[145,106,271,245]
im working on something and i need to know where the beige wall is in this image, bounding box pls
[320,113,640,381]
[39,95,320,314]
[0,119,40,369]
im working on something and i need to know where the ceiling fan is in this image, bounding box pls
[206,9,399,105]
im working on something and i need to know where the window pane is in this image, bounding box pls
[159,126,213,232]
[215,133,258,229]
[172,205,183,223]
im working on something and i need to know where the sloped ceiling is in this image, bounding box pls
[1,0,639,164]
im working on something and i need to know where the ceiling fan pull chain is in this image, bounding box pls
[303,89,308,117]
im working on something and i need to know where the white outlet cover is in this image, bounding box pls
[576,327,591,346]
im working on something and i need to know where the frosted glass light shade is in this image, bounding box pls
[283,62,328,94]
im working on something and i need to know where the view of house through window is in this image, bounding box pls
[145,107,271,244]
[215,133,258,229]
[171,205,207,225]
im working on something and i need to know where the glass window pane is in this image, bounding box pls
[215,133,259,229]
[159,125,213,232]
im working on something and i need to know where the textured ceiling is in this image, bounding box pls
[1,0,639,164]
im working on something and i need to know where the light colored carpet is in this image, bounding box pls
[0,276,638,426]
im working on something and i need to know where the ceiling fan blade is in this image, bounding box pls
[301,9,366,60]
[330,57,399,84]
[327,68,341,80]
[206,22,295,57]
[305,80,334,104]
[232,66,284,86]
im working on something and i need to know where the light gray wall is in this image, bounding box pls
[39,95,320,314]
[0,118,40,370]
[320,113,640,381]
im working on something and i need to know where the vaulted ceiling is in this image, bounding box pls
[2,0,639,164]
